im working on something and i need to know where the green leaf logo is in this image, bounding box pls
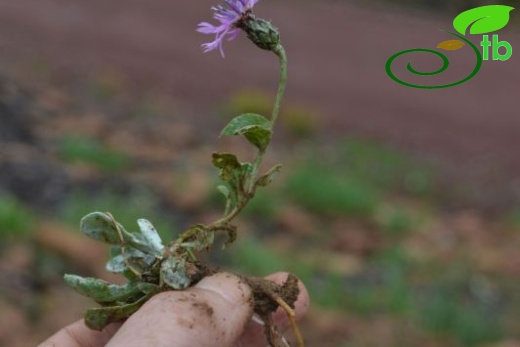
[453,5,515,35]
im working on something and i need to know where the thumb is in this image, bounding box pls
[106,272,253,347]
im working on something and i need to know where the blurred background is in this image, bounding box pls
[1,0,520,346]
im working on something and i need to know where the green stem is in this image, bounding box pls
[271,44,288,127]
[247,44,287,193]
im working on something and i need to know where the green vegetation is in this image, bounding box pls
[57,135,131,173]
[0,195,34,240]
[285,165,380,217]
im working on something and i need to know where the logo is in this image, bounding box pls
[386,5,514,89]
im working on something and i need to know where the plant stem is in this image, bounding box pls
[247,44,287,193]
[185,44,288,237]
[271,44,288,128]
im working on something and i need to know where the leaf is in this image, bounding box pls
[137,219,164,254]
[160,257,191,290]
[84,294,150,330]
[80,212,123,244]
[256,164,282,187]
[220,113,272,151]
[106,253,127,273]
[222,224,237,249]
[179,224,215,251]
[106,247,157,274]
[63,274,141,303]
[436,39,465,51]
[217,184,230,199]
[453,5,514,35]
[81,212,163,256]
[137,283,161,295]
[212,153,256,202]
[212,153,242,182]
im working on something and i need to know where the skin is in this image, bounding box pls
[38,272,309,347]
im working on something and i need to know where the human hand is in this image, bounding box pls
[39,272,309,347]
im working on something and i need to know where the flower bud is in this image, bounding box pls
[239,16,280,52]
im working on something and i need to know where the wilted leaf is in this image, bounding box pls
[436,39,465,51]
[256,164,282,187]
[160,257,191,290]
[63,274,141,303]
[222,224,237,249]
[220,113,272,151]
[84,294,150,330]
[212,153,241,182]
[453,5,514,35]
[137,219,164,254]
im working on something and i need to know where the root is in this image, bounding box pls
[244,273,304,347]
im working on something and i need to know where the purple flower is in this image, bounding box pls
[197,0,260,57]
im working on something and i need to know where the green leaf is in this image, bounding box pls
[160,257,191,290]
[137,283,161,295]
[84,294,150,330]
[256,164,282,187]
[220,113,272,151]
[453,5,514,35]
[63,274,141,303]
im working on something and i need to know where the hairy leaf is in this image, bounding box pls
[106,247,157,274]
[63,274,141,303]
[137,219,164,253]
[80,212,123,244]
[160,257,191,290]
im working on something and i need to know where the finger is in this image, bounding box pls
[236,272,310,347]
[106,272,253,347]
[37,320,122,347]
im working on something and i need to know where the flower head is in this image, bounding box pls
[197,0,260,57]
